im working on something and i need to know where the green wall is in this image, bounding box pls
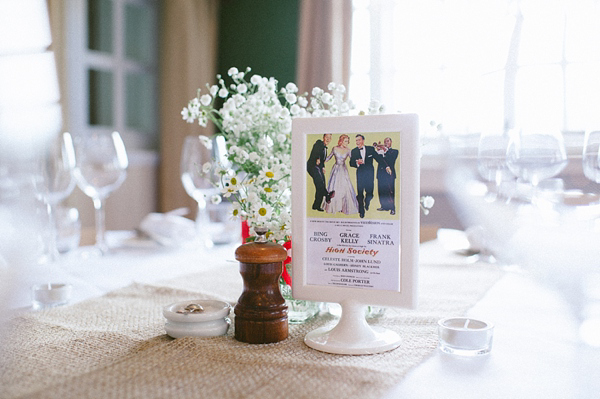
[217,0,299,86]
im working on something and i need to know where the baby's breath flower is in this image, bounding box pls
[200,94,212,106]
[228,67,239,76]
[310,98,320,110]
[297,96,308,107]
[279,108,290,118]
[250,74,262,85]
[210,194,222,205]
[285,82,298,93]
[181,108,194,123]
[285,93,297,104]
[248,152,260,163]
[422,196,435,209]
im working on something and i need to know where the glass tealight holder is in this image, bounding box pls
[31,283,72,310]
[438,317,494,356]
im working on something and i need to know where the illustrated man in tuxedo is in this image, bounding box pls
[350,134,377,218]
[307,133,334,211]
[375,137,399,215]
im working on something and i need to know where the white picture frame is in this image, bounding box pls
[291,114,420,354]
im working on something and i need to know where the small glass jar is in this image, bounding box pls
[279,282,320,324]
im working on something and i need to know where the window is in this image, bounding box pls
[66,0,159,150]
[349,0,600,137]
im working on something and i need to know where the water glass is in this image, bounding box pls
[73,131,128,254]
[506,128,567,187]
[32,132,76,262]
[180,135,229,248]
[583,130,600,184]
[477,130,513,187]
[55,206,81,253]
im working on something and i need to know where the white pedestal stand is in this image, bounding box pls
[304,299,401,355]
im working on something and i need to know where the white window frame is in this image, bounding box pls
[349,0,599,149]
[65,0,158,151]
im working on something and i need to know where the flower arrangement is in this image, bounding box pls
[181,67,435,242]
[181,67,355,242]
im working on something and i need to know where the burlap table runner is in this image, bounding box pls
[1,262,502,399]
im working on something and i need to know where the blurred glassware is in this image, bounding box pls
[32,132,76,262]
[55,206,81,254]
[583,130,600,184]
[205,200,241,245]
[535,177,565,205]
[180,135,231,248]
[477,129,514,190]
[448,167,600,348]
[506,128,568,188]
[73,131,128,255]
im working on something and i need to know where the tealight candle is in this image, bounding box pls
[31,283,72,310]
[163,299,232,338]
[438,317,494,356]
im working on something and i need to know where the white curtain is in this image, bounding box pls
[296,0,353,94]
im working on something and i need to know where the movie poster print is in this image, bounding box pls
[305,131,401,291]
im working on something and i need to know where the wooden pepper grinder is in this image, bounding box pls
[234,227,288,344]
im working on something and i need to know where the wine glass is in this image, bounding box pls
[73,132,128,255]
[477,129,514,199]
[180,135,227,248]
[32,132,76,262]
[506,128,568,193]
[583,130,600,184]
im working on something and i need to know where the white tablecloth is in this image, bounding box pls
[2,233,598,398]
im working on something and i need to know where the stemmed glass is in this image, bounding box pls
[180,135,227,248]
[583,130,600,184]
[477,130,514,200]
[32,132,76,262]
[73,132,128,255]
[506,128,568,197]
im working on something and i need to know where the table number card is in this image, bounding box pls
[292,114,420,355]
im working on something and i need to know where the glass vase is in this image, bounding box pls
[279,282,320,324]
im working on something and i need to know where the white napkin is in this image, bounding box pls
[437,227,490,255]
[138,208,196,247]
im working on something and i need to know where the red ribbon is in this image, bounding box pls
[282,240,292,285]
[241,220,250,243]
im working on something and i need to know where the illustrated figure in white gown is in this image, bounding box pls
[323,135,360,215]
